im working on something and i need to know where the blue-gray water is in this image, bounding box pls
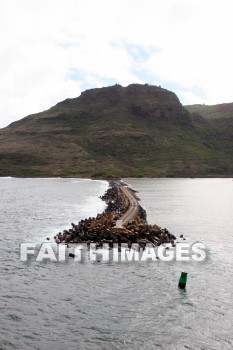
[0,177,233,350]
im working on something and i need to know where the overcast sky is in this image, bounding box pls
[0,0,233,128]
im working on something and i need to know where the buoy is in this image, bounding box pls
[178,272,188,289]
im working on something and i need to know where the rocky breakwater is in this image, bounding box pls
[54,180,176,247]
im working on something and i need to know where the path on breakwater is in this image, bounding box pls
[120,185,139,225]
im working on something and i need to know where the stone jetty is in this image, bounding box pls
[54,180,176,247]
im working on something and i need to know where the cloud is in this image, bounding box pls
[0,0,233,127]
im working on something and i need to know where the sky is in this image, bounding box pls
[0,0,233,128]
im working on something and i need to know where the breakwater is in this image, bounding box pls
[54,180,176,247]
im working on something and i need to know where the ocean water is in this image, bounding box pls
[0,177,233,350]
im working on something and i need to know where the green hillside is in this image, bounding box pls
[185,103,233,119]
[0,84,232,177]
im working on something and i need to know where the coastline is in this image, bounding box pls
[1,173,233,179]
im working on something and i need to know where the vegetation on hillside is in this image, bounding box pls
[185,103,233,119]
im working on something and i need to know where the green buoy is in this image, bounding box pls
[178,272,188,289]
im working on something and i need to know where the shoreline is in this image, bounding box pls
[1,174,233,179]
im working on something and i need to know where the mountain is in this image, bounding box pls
[0,84,233,177]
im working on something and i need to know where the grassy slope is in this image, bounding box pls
[185,103,233,119]
[0,84,233,177]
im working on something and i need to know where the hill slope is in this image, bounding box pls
[185,103,233,119]
[0,84,232,177]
